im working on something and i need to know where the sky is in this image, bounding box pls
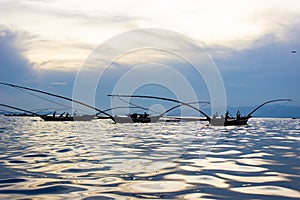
[0,0,299,115]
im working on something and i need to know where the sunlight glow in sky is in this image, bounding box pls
[1,0,299,71]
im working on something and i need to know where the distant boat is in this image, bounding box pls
[41,114,97,121]
[4,113,37,117]
[0,82,116,122]
[0,103,97,122]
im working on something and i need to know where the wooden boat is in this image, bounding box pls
[224,116,249,126]
[0,82,116,122]
[1,82,208,124]
[0,103,97,122]
[4,113,37,117]
[114,113,160,123]
[106,99,209,123]
[40,114,98,121]
[108,95,211,124]
[210,116,249,126]
[211,99,292,126]
[1,82,292,125]
[108,95,291,126]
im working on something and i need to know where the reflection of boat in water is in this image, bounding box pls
[114,113,160,123]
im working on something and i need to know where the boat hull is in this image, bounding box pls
[224,118,249,126]
[41,115,97,121]
[114,116,160,123]
[210,117,249,126]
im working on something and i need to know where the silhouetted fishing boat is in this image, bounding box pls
[107,96,210,123]
[108,95,291,126]
[218,99,292,126]
[1,82,162,123]
[1,82,292,125]
[0,103,97,121]
[40,114,98,121]
[108,95,211,123]
[4,113,37,117]
[0,82,116,122]
[114,113,160,123]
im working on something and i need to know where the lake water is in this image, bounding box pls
[0,116,299,199]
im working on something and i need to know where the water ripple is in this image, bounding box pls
[0,116,299,199]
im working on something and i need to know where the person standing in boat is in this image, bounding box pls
[225,111,229,121]
[236,111,241,119]
[143,112,149,118]
[59,112,65,118]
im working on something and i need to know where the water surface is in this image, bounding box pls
[0,116,299,199]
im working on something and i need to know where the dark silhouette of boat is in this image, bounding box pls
[218,99,292,126]
[107,96,210,123]
[0,82,292,125]
[40,115,98,121]
[0,103,97,121]
[0,82,116,122]
[108,95,211,123]
[113,112,160,123]
[109,95,292,126]
[4,113,37,117]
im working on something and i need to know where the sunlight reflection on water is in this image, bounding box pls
[0,116,299,199]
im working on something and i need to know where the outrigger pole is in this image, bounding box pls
[159,101,210,117]
[0,103,40,116]
[97,106,143,115]
[108,94,211,120]
[0,82,115,122]
[246,98,292,118]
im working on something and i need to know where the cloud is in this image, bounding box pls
[0,1,143,71]
[0,26,36,83]
[1,0,300,72]
[212,28,300,106]
[1,0,300,109]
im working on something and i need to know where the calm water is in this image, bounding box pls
[0,116,299,199]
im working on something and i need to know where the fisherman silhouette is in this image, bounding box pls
[212,112,218,119]
[53,111,56,117]
[225,111,229,120]
[131,113,138,119]
[143,112,149,118]
[220,115,224,120]
[59,112,65,118]
[236,111,241,119]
